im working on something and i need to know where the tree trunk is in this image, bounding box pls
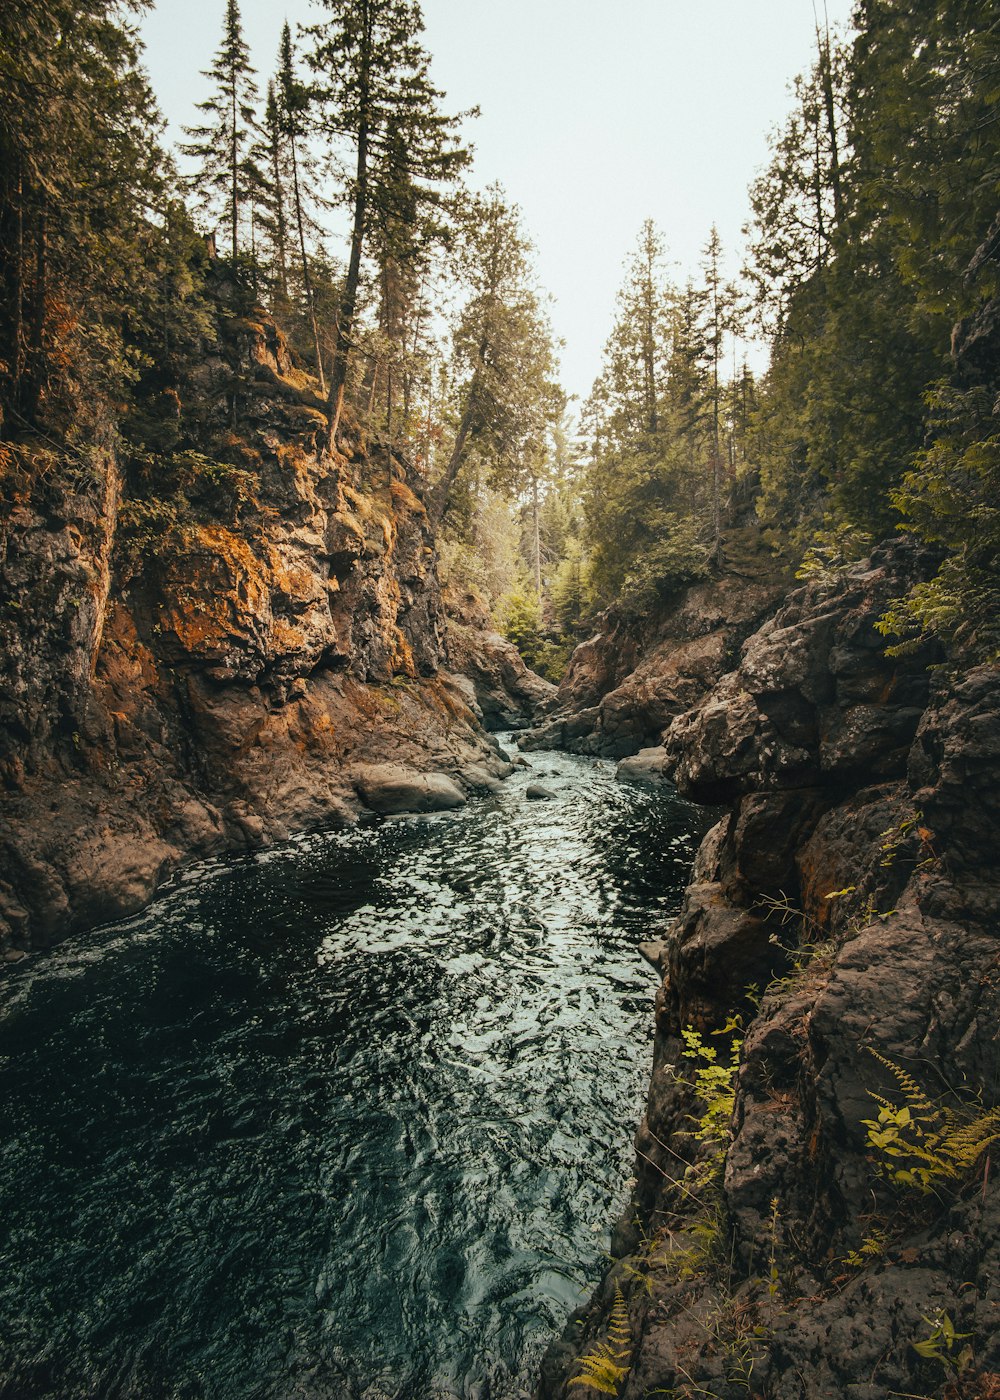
[324,114,368,455]
[429,383,477,525]
[817,27,844,227]
[532,473,542,596]
[230,76,238,258]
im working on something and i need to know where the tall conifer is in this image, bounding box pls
[182,0,260,260]
[306,0,469,452]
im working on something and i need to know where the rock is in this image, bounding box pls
[354,765,467,815]
[443,602,555,730]
[525,783,555,801]
[456,761,509,795]
[3,949,26,963]
[539,540,1000,1400]
[638,940,666,969]
[615,746,669,787]
[0,296,512,951]
[519,526,793,758]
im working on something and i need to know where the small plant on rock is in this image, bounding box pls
[912,1310,973,1380]
[862,1049,1000,1194]
[569,1284,632,1396]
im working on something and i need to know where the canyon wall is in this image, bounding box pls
[0,301,542,957]
[540,541,1000,1400]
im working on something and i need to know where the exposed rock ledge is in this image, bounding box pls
[520,526,793,759]
[539,539,1000,1400]
[0,306,536,958]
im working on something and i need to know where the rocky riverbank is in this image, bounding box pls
[520,526,792,759]
[538,539,1000,1399]
[0,298,543,958]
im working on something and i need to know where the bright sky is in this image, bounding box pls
[140,0,855,403]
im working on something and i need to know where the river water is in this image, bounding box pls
[0,744,702,1400]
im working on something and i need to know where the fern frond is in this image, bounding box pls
[570,1286,631,1395]
[866,1048,936,1114]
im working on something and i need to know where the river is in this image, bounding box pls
[0,743,703,1400]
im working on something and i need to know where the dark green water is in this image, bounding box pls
[0,745,701,1400]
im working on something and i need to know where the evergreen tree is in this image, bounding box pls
[182,0,260,261]
[277,21,327,391]
[431,188,562,523]
[582,224,715,611]
[253,82,290,302]
[306,0,469,452]
[0,0,203,431]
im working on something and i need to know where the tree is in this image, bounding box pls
[306,0,469,453]
[699,226,741,551]
[582,223,716,610]
[0,0,200,431]
[430,188,562,524]
[276,21,326,390]
[181,0,260,261]
[253,82,290,301]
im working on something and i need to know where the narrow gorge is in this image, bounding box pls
[3,2,1000,1399]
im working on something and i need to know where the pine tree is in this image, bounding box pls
[699,226,740,551]
[306,0,469,452]
[182,0,260,261]
[277,21,326,391]
[254,82,290,302]
[0,0,197,429]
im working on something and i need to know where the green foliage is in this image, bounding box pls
[0,0,210,433]
[531,638,572,684]
[181,0,260,261]
[795,523,874,587]
[582,226,740,611]
[549,539,593,635]
[862,1049,1000,1194]
[843,1226,888,1269]
[881,385,1000,661]
[681,1027,742,1167]
[496,581,543,660]
[569,1285,631,1396]
[433,188,562,517]
[616,513,710,615]
[911,1311,973,1379]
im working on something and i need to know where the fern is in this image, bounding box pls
[569,1285,631,1395]
[862,1049,1000,1193]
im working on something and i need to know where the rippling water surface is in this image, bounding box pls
[0,744,702,1400]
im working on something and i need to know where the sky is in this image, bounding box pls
[139,0,855,404]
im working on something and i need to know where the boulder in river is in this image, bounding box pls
[525,783,555,801]
[355,765,467,815]
[615,746,669,788]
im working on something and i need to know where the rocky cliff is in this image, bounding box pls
[521,526,792,759]
[539,539,1000,1400]
[0,294,535,958]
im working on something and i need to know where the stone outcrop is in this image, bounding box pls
[0,301,533,957]
[521,527,792,758]
[444,587,557,730]
[539,541,1000,1400]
